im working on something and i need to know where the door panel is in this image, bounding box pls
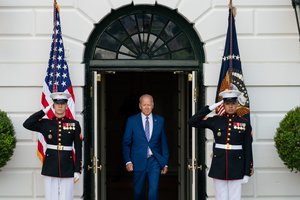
[190,71,199,200]
[177,72,191,200]
[87,71,103,200]
[99,72,107,200]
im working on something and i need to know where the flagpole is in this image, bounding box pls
[228,3,233,88]
[53,0,58,92]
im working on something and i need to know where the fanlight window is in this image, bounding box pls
[94,13,195,60]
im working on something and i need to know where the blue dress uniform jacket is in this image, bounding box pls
[23,110,82,178]
[188,106,253,180]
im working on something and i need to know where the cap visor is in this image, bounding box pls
[223,98,238,103]
[54,99,68,104]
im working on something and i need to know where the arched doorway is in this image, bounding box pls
[83,4,206,200]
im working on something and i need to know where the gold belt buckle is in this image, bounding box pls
[57,145,63,151]
[226,143,231,150]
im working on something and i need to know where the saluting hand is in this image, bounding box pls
[208,100,224,111]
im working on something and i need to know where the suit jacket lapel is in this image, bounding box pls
[136,113,144,131]
[136,113,148,141]
[151,114,159,140]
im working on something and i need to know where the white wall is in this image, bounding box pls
[0,0,299,199]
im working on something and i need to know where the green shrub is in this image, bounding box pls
[0,110,16,169]
[274,107,300,172]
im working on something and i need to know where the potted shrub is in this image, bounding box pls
[0,110,16,169]
[274,107,300,172]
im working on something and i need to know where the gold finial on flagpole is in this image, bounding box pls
[229,0,232,8]
[228,0,236,17]
[54,0,60,12]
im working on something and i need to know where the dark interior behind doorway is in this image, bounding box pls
[105,72,178,200]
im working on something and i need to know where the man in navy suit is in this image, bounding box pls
[122,94,169,200]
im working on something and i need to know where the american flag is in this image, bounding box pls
[38,0,75,162]
[215,7,250,120]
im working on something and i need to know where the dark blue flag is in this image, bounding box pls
[215,7,250,120]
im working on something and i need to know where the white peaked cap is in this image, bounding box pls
[219,89,241,99]
[50,92,71,100]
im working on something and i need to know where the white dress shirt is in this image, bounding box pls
[141,113,153,156]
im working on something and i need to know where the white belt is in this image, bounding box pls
[47,144,73,151]
[215,143,243,150]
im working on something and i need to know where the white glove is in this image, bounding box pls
[238,94,247,106]
[208,100,223,111]
[74,172,80,183]
[42,103,53,114]
[241,175,249,184]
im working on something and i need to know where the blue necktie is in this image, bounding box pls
[145,116,150,141]
[145,117,151,157]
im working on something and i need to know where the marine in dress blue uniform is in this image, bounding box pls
[188,90,253,200]
[23,92,82,200]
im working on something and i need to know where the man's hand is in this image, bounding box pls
[161,166,168,175]
[208,100,223,111]
[241,175,249,184]
[250,168,254,176]
[74,172,80,183]
[126,163,133,172]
